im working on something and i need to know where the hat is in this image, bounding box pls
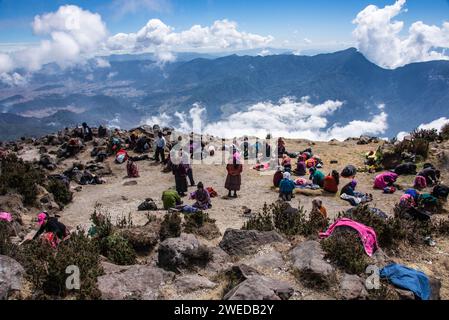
[37,212,48,226]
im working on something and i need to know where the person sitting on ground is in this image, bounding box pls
[373,172,398,189]
[309,167,325,188]
[225,152,243,198]
[126,159,139,178]
[154,131,166,163]
[273,166,284,188]
[162,189,182,210]
[192,182,212,210]
[32,212,69,246]
[393,162,417,175]
[295,154,307,176]
[340,180,373,206]
[312,198,328,219]
[82,122,93,142]
[281,154,292,173]
[135,136,150,153]
[323,170,340,193]
[417,167,440,187]
[279,172,296,201]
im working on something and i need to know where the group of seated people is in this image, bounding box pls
[161,182,213,213]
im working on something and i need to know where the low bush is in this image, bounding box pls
[440,123,449,140]
[321,229,369,274]
[0,154,45,205]
[46,179,72,208]
[411,128,439,143]
[159,212,182,241]
[102,233,137,266]
[183,211,221,240]
[19,232,103,299]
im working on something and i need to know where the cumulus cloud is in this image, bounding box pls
[258,49,271,56]
[0,5,108,85]
[145,97,389,141]
[0,72,28,86]
[353,0,449,68]
[418,117,449,131]
[107,19,274,62]
[95,58,111,68]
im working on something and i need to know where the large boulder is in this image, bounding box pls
[224,275,294,300]
[158,233,212,272]
[246,251,285,270]
[97,263,174,300]
[219,229,285,256]
[290,240,335,288]
[339,274,368,300]
[0,255,25,300]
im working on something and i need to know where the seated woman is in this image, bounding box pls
[309,167,325,188]
[323,170,340,193]
[417,167,440,187]
[281,154,292,173]
[373,172,398,190]
[279,172,296,201]
[192,182,212,210]
[273,166,284,188]
[162,189,182,210]
[340,180,373,206]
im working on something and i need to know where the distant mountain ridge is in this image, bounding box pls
[1,48,449,141]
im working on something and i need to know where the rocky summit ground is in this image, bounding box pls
[2,129,449,300]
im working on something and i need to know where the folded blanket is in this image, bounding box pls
[319,218,378,257]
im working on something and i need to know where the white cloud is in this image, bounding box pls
[258,49,271,56]
[353,0,449,69]
[0,72,28,86]
[396,131,409,141]
[107,18,274,62]
[303,38,312,44]
[418,117,449,132]
[0,5,108,85]
[145,97,389,141]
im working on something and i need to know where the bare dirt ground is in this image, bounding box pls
[16,137,449,300]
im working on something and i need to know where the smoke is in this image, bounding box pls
[145,97,389,141]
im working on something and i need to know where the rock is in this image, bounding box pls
[290,240,335,287]
[219,229,285,256]
[123,181,138,186]
[0,255,25,300]
[158,233,212,272]
[203,247,232,276]
[97,264,174,300]
[395,288,415,300]
[247,251,285,270]
[175,275,218,293]
[339,274,368,300]
[224,275,294,300]
[138,198,158,211]
[0,194,25,225]
[371,248,390,268]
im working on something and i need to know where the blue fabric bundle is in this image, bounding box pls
[380,263,431,300]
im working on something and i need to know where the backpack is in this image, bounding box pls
[414,176,427,190]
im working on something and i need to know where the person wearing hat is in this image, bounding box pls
[32,212,68,242]
[279,172,296,201]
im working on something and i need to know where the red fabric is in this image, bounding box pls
[206,187,218,198]
[323,176,338,193]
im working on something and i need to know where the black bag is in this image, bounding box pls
[341,165,357,178]
[432,185,449,199]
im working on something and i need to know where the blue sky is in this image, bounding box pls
[1,0,449,50]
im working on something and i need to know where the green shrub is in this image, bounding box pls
[0,221,19,257]
[242,203,274,232]
[89,205,113,239]
[102,233,137,266]
[183,211,221,240]
[159,212,182,241]
[0,154,45,205]
[411,128,439,142]
[46,179,72,208]
[321,229,369,274]
[19,232,103,299]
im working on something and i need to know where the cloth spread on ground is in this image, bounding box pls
[319,218,378,257]
[380,264,431,300]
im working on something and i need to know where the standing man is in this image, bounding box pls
[154,131,166,163]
